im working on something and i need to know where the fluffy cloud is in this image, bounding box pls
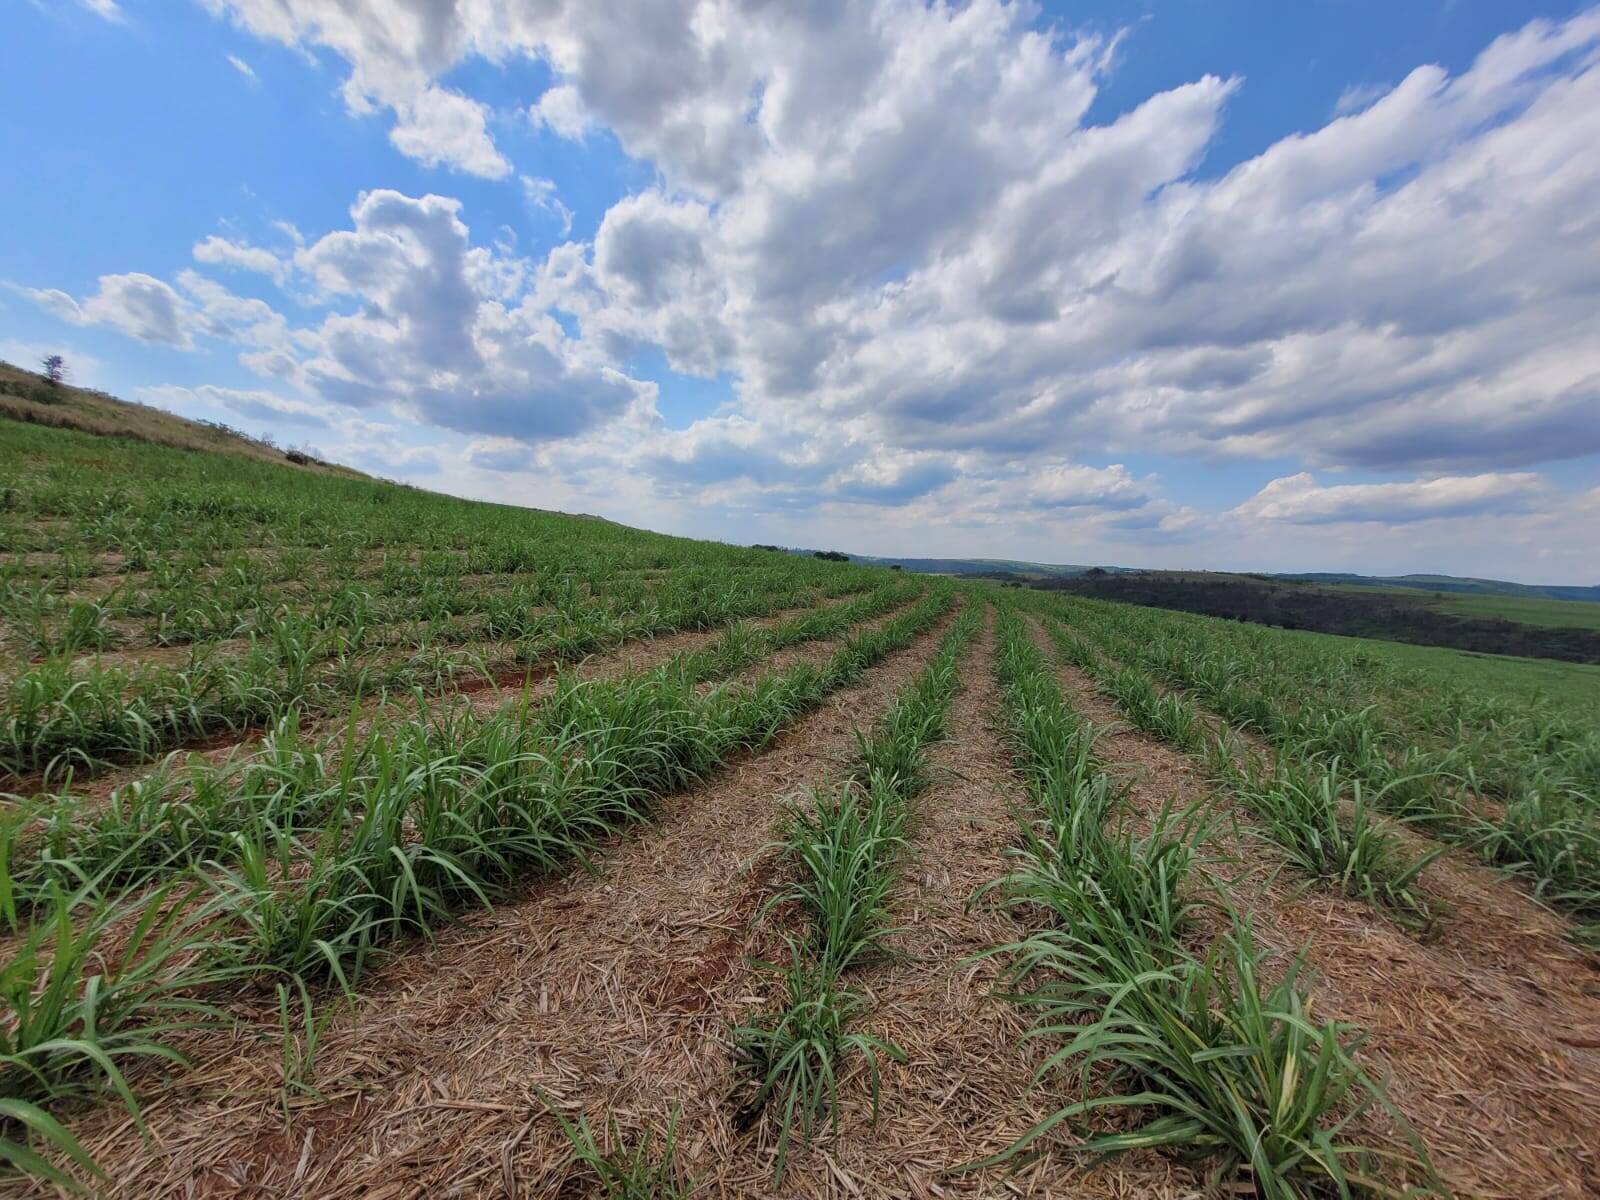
[31,188,654,446]
[733,8,1600,475]
[528,85,592,141]
[829,454,958,507]
[189,5,1600,476]
[201,0,510,176]
[1231,472,1552,525]
[291,189,653,440]
[31,273,196,347]
[27,266,297,356]
[193,235,286,282]
[641,417,831,497]
[1019,464,1154,512]
[465,437,536,473]
[138,383,329,429]
[511,3,1600,510]
[389,86,509,178]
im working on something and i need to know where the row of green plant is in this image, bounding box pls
[0,590,954,1191]
[0,544,871,657]
[2,567,884,781]
[0,582,922,923]
[1049,590,1598,797]
[1046,622,1442,933]
[975,608,1443,1198]
[1047,594,1599,941]
[490,597,985,1195]
[733,603,981,1182]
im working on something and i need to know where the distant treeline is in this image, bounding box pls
[1039,572,1600,665]
[751,544,853,562]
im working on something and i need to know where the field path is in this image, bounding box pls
[1045,639,1600,1199]
[64,604,953,1197]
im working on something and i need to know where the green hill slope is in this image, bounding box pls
[0,359,368,480]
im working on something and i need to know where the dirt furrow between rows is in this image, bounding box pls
[1045,641,1600,1199]
[57,605,957,1197]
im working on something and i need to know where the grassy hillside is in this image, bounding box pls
[0,411,923,779]
[0,358,368,479]
[1345,634,1600,716]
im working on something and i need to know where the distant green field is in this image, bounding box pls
[1328,633,1600,716]
[1426,591,1600,630]
[1328,583,1600,630]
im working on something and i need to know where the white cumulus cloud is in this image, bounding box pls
[1230,472,1553,525]
[31,273,197,348]
[193,235,286,282]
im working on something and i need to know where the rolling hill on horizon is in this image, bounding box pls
[1276,571,1600,603]
[785,546,1600,603]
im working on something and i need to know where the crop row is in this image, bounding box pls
[1,568,893,781]
[733,603,981,1181]
[0,545,877,658]
[1059,592,1597,800]
[1044,621,1442,932]
[1,580,921,923]
[974,609,1441,1197]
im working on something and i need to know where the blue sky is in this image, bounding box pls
[4,1,1599,582]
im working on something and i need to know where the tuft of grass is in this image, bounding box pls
[274,977,335,1122]
[774,777,907,977]
[538,1095,692,1199]
[980,788,1209,958]
[731,949,905,1182]
[981,919,1444,1199]
[0,880,240,1190]
[1226,757,1442,931]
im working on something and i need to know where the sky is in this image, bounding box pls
[4,1,1599,583]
